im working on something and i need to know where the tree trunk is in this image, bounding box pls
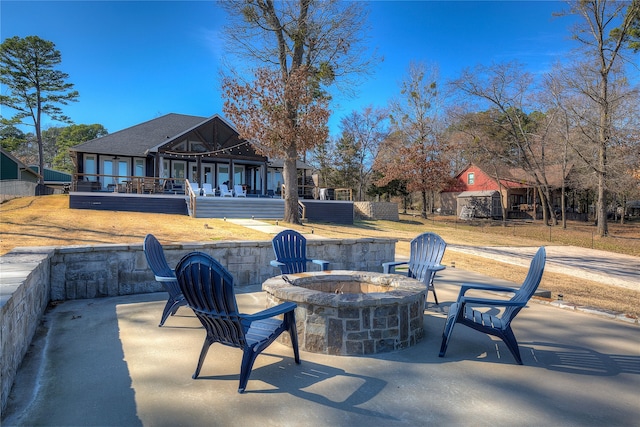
[537,187,548,225]
[421,191,427,218]
[596,62,609,236]
[283,146,300,224]
[596,143,608,235]
[542,186,557,226]
[561,182,567,229]
[500,187,508,224]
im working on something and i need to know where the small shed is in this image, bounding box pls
[1,149,41,201]
[1,149,39,182]
[29,165,72,190]
[456,190,502,218]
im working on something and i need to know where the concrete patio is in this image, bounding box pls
[3,267,639,427]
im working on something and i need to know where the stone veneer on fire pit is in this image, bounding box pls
[262,271,426,356]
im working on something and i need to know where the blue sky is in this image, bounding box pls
[1,1,576,137]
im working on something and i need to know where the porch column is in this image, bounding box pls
[262,163,268,196]
[196,156,202,185]
[158,155,165,178]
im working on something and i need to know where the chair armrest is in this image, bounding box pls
[155,274,177,282]
[430,264,446,272]
[459,296,527,307]
[242,302,297,322]
[270,260,285,268]
[382,261,408,274]
[311,259,330,270]
[458,283,519,297]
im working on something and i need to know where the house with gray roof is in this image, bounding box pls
[67,113,355,222]
[70,113,284,196]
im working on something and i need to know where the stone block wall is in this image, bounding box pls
[1,248,53,416]
[354,202,399,221]
[49,237,395,300]
[0,237,395,412]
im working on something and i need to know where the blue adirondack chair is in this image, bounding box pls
[175,251,300,393]
[270,229,330,274]
[143,234,187,327]
[382,232,447,305]
[439,246,546,365]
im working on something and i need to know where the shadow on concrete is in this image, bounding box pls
[3,296,142,426]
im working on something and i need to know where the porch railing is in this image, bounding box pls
[72,173,186,194]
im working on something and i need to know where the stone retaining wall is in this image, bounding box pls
[0,237,395,413]
[354,201,399,221]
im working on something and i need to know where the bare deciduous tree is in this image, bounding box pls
[376,62,450,218]
[557,0,639,236]
[219,0,376,223]
[450,62,559,225]
[338,106,389,201]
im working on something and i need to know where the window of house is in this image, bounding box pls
[134,159,145,177]
[189,141,206,152]
[173,161,186,179]
[84,155,96,181]
[234,165,244,185]
[190,164,198,183]
[217,164,229,187]
[467,172,475,185]
[162,159,170,178]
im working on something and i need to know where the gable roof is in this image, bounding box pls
[1,148,41,180]
[456,162,572,188]
[70,113,210,157]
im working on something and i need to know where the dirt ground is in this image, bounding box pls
[1,194,638,318]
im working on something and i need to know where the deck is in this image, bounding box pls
[69,191,354,223]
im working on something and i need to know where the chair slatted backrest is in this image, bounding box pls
[220,183,233,196]
[407,233,447,282]
[175,252,245,348]
[272,230,308,274]
[143,234,175,279]
[503,246,546,324]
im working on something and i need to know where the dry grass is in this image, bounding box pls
[2,194,638,318]
[274,217,640,318]
[0,195,265,252]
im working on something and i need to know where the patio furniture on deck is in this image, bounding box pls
[143,234,188,327]
[234,184,247,197]
[220,184,233,197]
[142,177,162,193]
[202,183,215,197]
[270,229,330,274]
[166,180,184,194]
[188,181,201,197]
[382,232,447,305]
[175,251,300,393]
[439,246,546,365]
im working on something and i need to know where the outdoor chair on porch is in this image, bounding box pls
[220,183,233,197]
[175,251,300,393]
[270,229,330,274]
[439,246,546,365]
[143,234,188,327]
[234,184,247,197]
[382,232,447,305]
[142,177,161,193]
[202,183,215,197]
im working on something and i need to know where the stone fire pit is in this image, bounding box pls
[262,271,426,356]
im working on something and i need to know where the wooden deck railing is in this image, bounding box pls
[72,174,186,194]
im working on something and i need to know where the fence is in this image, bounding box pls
[0,180,37,202]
